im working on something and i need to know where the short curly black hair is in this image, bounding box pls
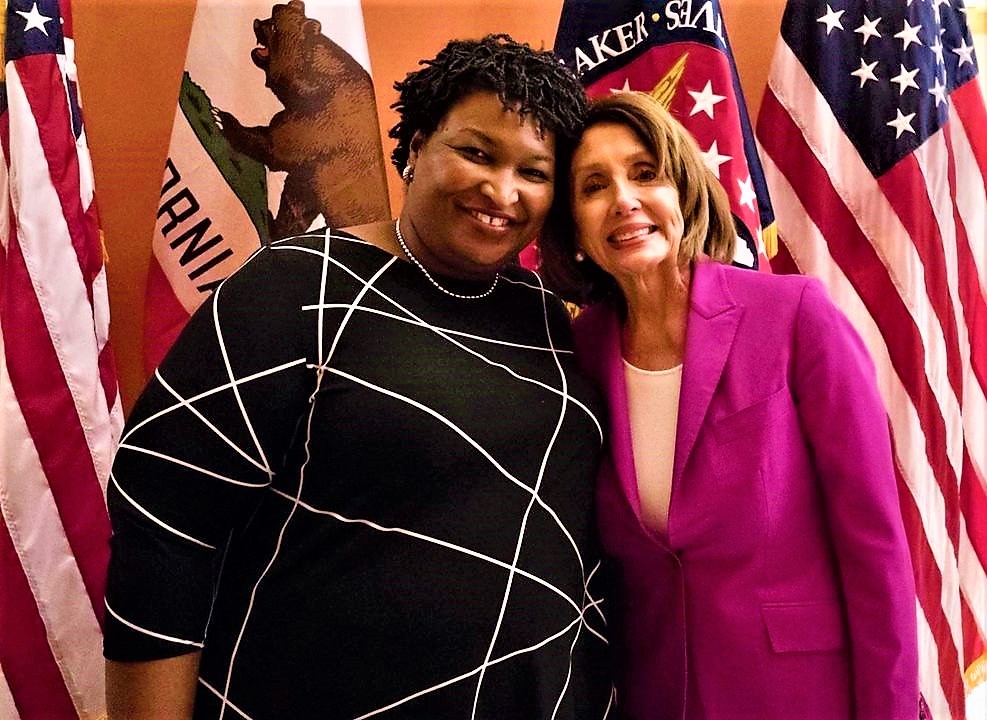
[388,34,587,175]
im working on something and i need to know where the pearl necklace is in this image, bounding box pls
[394,218,499,300]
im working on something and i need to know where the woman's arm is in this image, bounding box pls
[106,653,200,720]
[104,241,319,699]
[792,278,918,719]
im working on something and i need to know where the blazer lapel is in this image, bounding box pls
[673,262,742,485]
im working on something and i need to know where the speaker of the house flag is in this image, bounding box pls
[144,0,391,374]
[554,0,776,271]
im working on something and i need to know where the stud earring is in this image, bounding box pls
[574,250,586,262]
[402,164,415,183]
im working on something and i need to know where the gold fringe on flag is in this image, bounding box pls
[761,221,779,259]
[0,0,7,78]
[965,651,986,695]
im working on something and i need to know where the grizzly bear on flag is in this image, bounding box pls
[216,0,390,239]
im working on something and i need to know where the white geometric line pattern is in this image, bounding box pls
[314,229,333,368]
[291,242,603,441]
[155,371,270,474]
[301,302,603,442]
[198,678,253,720]
[552,614,584,720]
[267,487,607,643]
[118,359,307,449]
[211,271,273,483]
[109,472,216,550]
[582,561,608,626]
[115,443,268,489]
[501,275,560,294]
[318,363,595,579]
[602,687,616,719]
[353,616,587,720]
[324,366,537,491]
[218,235,395,718]
[300,302,574,353]
[105,231,612,718]
[104,601,205,648]
[472,274,569,719]
[218,366,328,720]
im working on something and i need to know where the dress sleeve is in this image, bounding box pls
[104,244,316,661]
[791,279,919,719]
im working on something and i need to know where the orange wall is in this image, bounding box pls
[73,0,785,412]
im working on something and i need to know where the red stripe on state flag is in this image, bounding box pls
[144,253,193,374]
[0,515,79,718]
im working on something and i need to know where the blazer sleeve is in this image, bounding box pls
[791,279,918,719]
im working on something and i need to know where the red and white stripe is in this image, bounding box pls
[757,39,987,720]
[0,14,122,720]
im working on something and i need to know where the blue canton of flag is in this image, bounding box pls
[4,0,65,60]
[2,0,86,140]
[784,0,980,175]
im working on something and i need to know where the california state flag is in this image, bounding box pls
[144,0,391,373]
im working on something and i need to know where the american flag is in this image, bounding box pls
[0,0,122,717]
[756,0,987,716]
[553,0,776,270]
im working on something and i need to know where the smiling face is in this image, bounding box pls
[398,91,556,281]
[570,121,684,287]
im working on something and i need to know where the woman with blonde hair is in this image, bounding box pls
[540,91,918,719]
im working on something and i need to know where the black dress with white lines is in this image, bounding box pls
[104,230,613,719]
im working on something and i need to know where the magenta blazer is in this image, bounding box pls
[573,261,918,720]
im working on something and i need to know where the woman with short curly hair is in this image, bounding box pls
[104,35,614,719]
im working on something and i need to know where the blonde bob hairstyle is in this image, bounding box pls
[540,91,736,305]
